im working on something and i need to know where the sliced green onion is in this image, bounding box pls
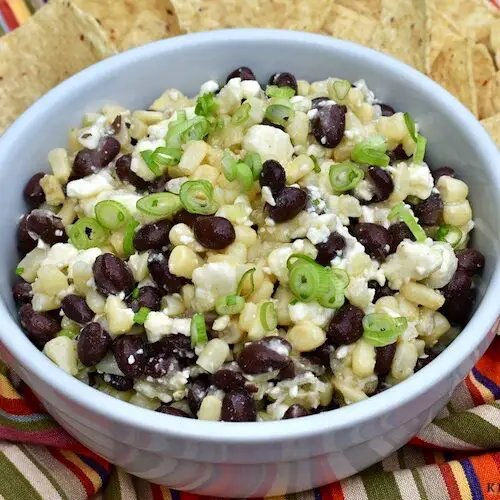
[190,313,207,347]
[264,98,294,127]
[15,267,24,276]
[68,217,108,250]
[165,116,210,148]
[244,152,263,180]
[131,287,140,299]
[389,202,427,242]
[362,313,406,347]
[95,200,130,231]
[260,301,278,331]
[413,135,427,164]
[436,224,463,248]
[222,150,237,182]
[404,112,417,142]
[331,268,350,288]
[134,307,150,325]
[316,268,349,309]
[234,162,254,192]
[137,192,182,218]
[215,295,245,315]
[286,253,318,270]
[329,79,351,102]
[151,147,182,167]
[195,92,218,117]
[329,162,364,192]
[175,110,187,123]
[123,219,139,257]
[140,150,161,176]
[289,263,322,303]
[236,268,256,296]
[266,85,295,99]
[351,136,389,167]
[57,330,78,339]
[311,155,321,173]
[179,180,217,215]
[232,102,251,125]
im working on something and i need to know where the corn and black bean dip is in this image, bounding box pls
[13,67,485,421]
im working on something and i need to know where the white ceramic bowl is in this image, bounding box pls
[0,29,499,497]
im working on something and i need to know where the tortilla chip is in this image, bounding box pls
[425,0,464,73]
[73,0,182,49]
[171,0,332,33]
[489,19,500,69]
[0,0,115,134]
[430,38,478,117]
[439,0,499,42]
[335,0,381,18]
[478,71,500,119]
[472,43,496,90]
[320,5,377,47]
[370,0,427,73]
[480,113,500,146]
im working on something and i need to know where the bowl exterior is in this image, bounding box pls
[0,30,499,497]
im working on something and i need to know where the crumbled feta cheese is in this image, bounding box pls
[289,301,334,328]
[66,170,115,198]
[78,116,107,149]
[268,245,295,284]
[200,80,219,94]
[241,80,262,99]
[345,276,375,310]
[41,243,78,269]
[166,177,188,194]
[261,186,276,206]
[306,213,338,244]
[147,107,196,140]
[424,242,458,289]
[307,108,318,119]
[335,345,350,359]
[144,311,192,343]
[290,95,312,113]
[382,240,442,289]
[353,180,374,202]
[408,163,434,199]
[306,185,326,213]
[212,315,230,331]
[359,205,391,228]
[128,355,135,365]
[243,125,293,166]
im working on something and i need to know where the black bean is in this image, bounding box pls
[72,149,101,179]
[374,343,397,376]
[413,193,443,226]
[368,281,395,302]
[388,145,410,163]
[276,360,296,381]
[107,374,134,391]
[173,209,207,228]
[92,253,134,297]
[211,369,247,391]
[415,350,440,372]
[113,335,146,378]
[311,103,346,148]
[134,220,172,251]
[379,103,396,116]
[193,216,235,250]
[431,167,456,182]
[26,210,67,245]
[12,281,33,305]
[315,232,346,266]
[311,97,329,109]
[126,286,162,312]
[148,252,189,294]
[226,66,256,82]
[268,187,307,223]
[282,404,311,419]
[371,383,389,396]
[23,173,46,208]
[187,376,210,414]
[157,333,196,365]
[388,222,415,253]
[96,137,120,166]
[439,271,475,326]
[304,342,334,367]
[269,72,297,94]
[326,304,364,345]
[367,167,394,203]
[61,294,94,324]
[144,354,179,379]
[456,249,485,276]
[237,340,289,374]
[156,405,191,417]
[221,389,256,422]
[17,214,37,254]
[259,160,286,195]
[442,270,472,297]
[146,173,170,193]
[77,322,112,366]
[115,154,148,190]
[351,223,391,262]
[18,304,59,347]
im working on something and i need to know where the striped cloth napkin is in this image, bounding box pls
[0,334,496,500]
